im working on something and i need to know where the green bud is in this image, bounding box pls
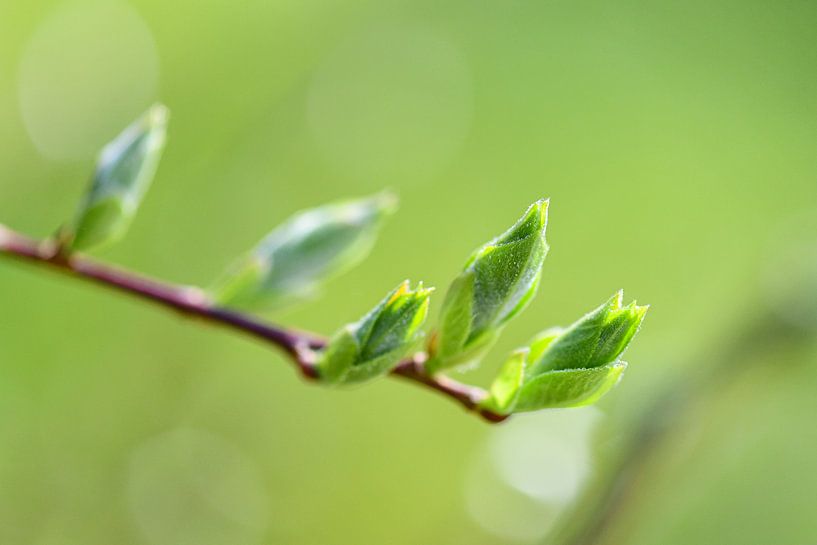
[528,290,648,375]
[318,281,433,385]
[427,199,549,373]
[481,292,647,414]
[68,104,168,252]
[213,192,397,311]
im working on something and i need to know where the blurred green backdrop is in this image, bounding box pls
[1,1,816,544]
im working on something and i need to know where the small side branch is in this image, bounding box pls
[0,224,506,423]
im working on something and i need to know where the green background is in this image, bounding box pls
[1,1,816,544]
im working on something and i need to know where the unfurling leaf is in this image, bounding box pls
[212,192,397,311]
[527,290,648,375]
[481,349,528,414]
[514,363,627,410]
[318,281,433,385]
[481,291,647,414]
[67,104,168,252]
[426,199,549,374]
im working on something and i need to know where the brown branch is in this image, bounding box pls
[0,224,506,423]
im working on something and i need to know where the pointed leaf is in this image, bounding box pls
[68,104,168,251]
[213,192,397,310]
[317,281,432,385]
[591,300,648,367]
[430,200,549,373]
[529,291,648,375]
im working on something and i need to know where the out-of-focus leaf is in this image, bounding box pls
[427,199,549,373]
[318,281,432,385]
[213,192,397,311]
[67,104,168,251]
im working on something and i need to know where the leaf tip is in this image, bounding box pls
[390,279,411,301]
[373,190,399,216]
[146,103,169,129]
[525,198,549,231]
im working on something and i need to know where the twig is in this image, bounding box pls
[0,224,505,422]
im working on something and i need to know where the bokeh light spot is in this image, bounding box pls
[465,408,602,542]
[492,407,601,503]
[18,0,160,161]
[127,428,269,545]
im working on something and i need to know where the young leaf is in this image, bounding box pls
[513,362,627,411]
[527,327,563,364]
[528,291,648,375]
[481,293,647,415]
[213,192,397,310]
[67,104,168,252]
[481,349,528,414]
[318,281,432,385]
[427,199,549,373]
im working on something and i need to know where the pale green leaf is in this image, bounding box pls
[514,362,627,411]
[527,327,563,365]
[213,192,397,310]
[436,272,474,359]
[68,104,168,251]
[317,327,360,384]
[482,349,529,414]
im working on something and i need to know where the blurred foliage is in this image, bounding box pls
[1,1,816,544]
[67,104,167,252]
[212,191,396,311]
